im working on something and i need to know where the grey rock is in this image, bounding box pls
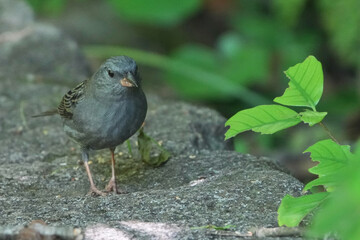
[0,146,303,239]
[146,96,233,155]
[0,0,34,33]
[47,1,138,46]
[0,0,91,83]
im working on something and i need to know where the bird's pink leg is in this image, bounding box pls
[84,161,106,196]
[105,148,127,194]
[105,148,119,193]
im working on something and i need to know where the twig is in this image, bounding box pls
[207,230,252,237]
[207,227,304,238]
[319,122,339,144]
[253,227,304,237]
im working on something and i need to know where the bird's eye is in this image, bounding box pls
[107,69,114,78]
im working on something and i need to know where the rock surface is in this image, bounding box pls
[0,1,305,239]
[0,0,91,83]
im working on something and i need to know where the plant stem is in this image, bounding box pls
[319,122,339,144]
[207,227,304,238]
[19,101,29,130]
[126,140,133,158]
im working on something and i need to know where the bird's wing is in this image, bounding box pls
[58,80,87,119]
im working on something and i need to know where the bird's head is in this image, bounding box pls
[92,56,141,97]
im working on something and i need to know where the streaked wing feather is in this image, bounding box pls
[58,80,87,119]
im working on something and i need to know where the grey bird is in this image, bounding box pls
[34,56,147,196]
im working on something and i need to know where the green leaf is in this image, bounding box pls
[107,0,201,26]
[299,110,327,126]
[274,56,324,110]
[225,105,301,139]
[303,139,353,191]
[138,128,171,167]
[304,175,338,192]
[233,137,249,153]
[138,129,151,162]
[354,138,360,158]
[278,192,329,227]
[308,159,360,239]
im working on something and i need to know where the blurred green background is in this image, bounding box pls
[27,0,359,181]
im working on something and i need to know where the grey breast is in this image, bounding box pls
[63,90,147,150]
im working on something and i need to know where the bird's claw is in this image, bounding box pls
[105,178,127,194]
[87,186,107,196]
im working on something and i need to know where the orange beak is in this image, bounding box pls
[120,72,138,88]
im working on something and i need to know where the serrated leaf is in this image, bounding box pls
[304,175,338,192]
[303,139,353,191]
[307,157,360,240]
[274,56,323,110]
[299,110,327,126]
[278,192,329,227]
[225,105,301,139]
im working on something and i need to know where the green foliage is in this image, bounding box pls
[299,110,327,127]
[222,45,269,86]
[307,145,360,240]
[273,0,307,28]
[303,139,353,191]
[278,192,329,227]
[166,41,269,101]
[137,128,171,167]
[107,0,201,26]
[233,137,249,153]
[26,0,67,16]
[166,45,220,100]
[317,0,360,66]
[274,56,323,110]
[225,55,359,238]
[225,55,324,140]
[278,139,355,228]
[231,11,318,68]
[225,105,301,139]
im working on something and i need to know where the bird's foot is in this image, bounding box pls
[105,178,127,194]
[87,186,107,196]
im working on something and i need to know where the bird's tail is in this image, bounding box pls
[32,109,58,118]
